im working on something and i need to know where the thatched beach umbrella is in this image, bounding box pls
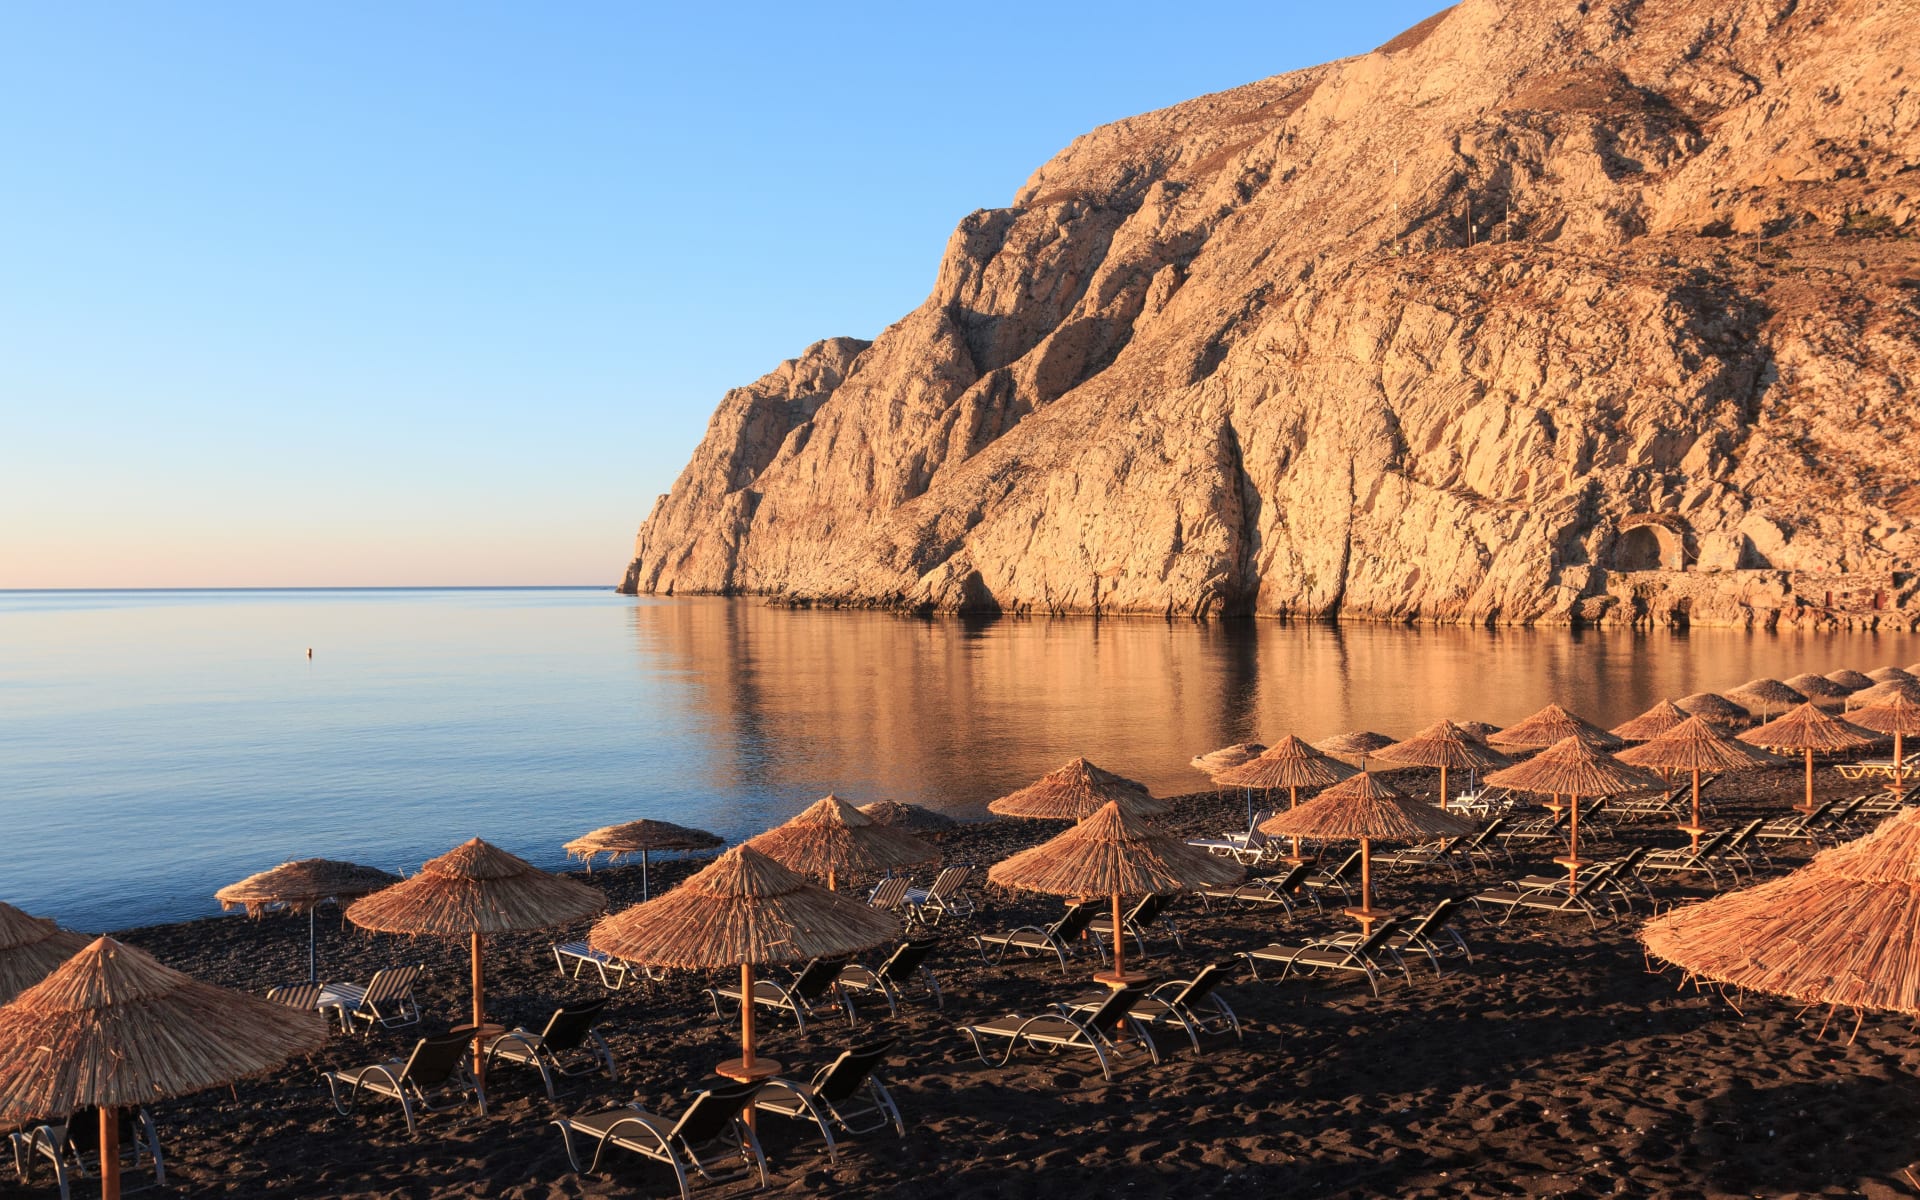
[857,800,956,833]
[1848,692,1920,797]
[1488,703,1624,752]
[1611,700,1693,746]
[989,801,1242,985]
[563,818,724,898]
[1213,734,1357,835]
[1259,773,1476,935]
[0,903,90,1008]
[0,937,327,1200]
[747,795,938,890]
[1617,717,1787,851]
[1827,669,1876,692]
[1373,720,1510,810]
[590,846,897,1082]
[1190,742,1267,777]
[215,859,401,982]
[1642,806,1920,1022]
[1313,731,1396,766]
[1868,667,1918,685]
[1726,678,1808,720]
[1785,673,1852,708]
[988,757,1166,821]
[1677,692,1752,728]
[1738,703,1881,815]
[1850,678,1920,709]
[347,839,605,1084]
[1484,737,1661,885]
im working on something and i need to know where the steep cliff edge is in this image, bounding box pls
[623,0,1920,629]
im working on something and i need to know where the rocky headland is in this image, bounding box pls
[623,0,1920,630]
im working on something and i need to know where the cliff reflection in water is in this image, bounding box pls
[627,598,1920,816]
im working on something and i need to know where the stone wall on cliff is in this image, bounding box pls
[623,0,1920,630]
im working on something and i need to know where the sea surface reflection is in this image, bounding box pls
[3,588,1915,929]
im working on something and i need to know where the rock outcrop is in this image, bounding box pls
[623,0,1920,630]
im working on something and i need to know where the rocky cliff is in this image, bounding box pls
[623,0,1920,629]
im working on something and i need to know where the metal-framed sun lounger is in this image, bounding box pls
[11,1106,165,1198]
[324,1031,486,1136]
[840,937,943,1017]
[707,957,853,1033]
[553,941,643,990]
[1058,961,1242,1051]
[1194,862,1312,914]
[316,964,423,1036]
[552,1083,767,1198]
[958,984,1157,1081]
[484,998,618,1100]
[971,900,1101,973]
[1241,919,1405,997]
[752,1039,906,1161]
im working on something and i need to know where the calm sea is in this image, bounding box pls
[4,588,1916,931]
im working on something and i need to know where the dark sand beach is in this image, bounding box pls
[11,765,1920,1199]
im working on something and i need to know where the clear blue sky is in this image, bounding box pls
[0,2,1447,588]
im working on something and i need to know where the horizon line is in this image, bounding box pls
[0,584,615,594]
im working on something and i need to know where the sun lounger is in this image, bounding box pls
[1754,800,1836,848]
[866,876,912,916]
[1470,868,1619,927]
[483,998,618,1100]
[971,900,1101,973]
[1457,817,1511,870]
[1086,892,1183,958]
[958,984,1157,1081]
[1195,862,1312,915]
[902,865,976,927]
[839,937,942,1017]
[1605,784,1687,823]
[552,1082,768,1197]
[1058,961,1242,1050]
[1241,919,1405,996]
[1372,835,1465,879]
[316,964,423,1035]
[266,981,325,1011]
[707,957,852,1033]
[553,940,642,990]
[1639,829,1737,886]
[1187,810,1282,865]
[11,1106,164,1198]
[1303,849,1365,905]
[751,1038,906,1160]
[323,1031,485,1136]
[1836,758,1902,780]
[1318,897,1474,973]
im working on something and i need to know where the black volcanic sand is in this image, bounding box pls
[14,764,1920,1200]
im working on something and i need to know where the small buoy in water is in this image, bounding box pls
[306,648,313,659]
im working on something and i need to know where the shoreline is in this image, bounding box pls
[28,766,1915,1198]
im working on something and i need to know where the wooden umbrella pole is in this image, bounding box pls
[827,870,837,892]
[1894,732,1906,797]
[1689,769,1703,853]
[471,932,486,1085]
[640,850,649,901]
[1359,837,1373,932]
[1804,749,1816,815]
[1111,892,1125,981]
[100,1105,120,1200]
[308,908,318,984]
[1439,764,1449,810]
[1564,794,1582,887]
[740,962,754,1073]
[1289,786,1302,861]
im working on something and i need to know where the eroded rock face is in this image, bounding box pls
[623,0,1920,630]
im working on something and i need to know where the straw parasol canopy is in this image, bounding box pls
[1259,772,1477,933]
[1191,742,1267,776]
[1851,678,1920,708]
[1484,737,1662,883]
[1784,673,1852,707]
[1827,669,1876,692]
[1677,692,1751,727]
[1488,703,1624,752]
[1610,699,1693,743]
[590,845,898,1081]
[1641,805,1920,1019]
[856,800,956,832]
[989,801,1241,984]
[1313,731,1396,764]
[0,937,327,1200]
[1618,716,1788,850]
[348,839,605,1083]
[1373,720,1510,809]
[1210,734,1358,856]
[563,818,724,897]
[0,903,90,1008]
[1739,703,1881,814]
[988,757,1166,821]
[215,858,402,983]
[1847,692,1920,795]
[1867,667,1918,685]
[1725,678,1808,719]
[746,795,938,890]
